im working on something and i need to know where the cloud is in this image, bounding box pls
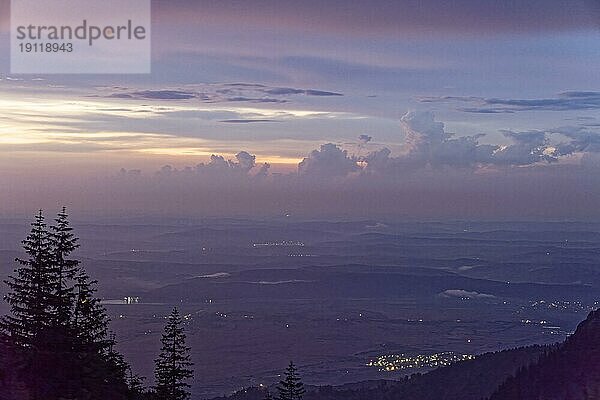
[155,151,268,180]
[7,109,600,218]
[365,222,388,230]
[399,111,495,167]
[553,126,600,155]
[263,87,342,96]
[420,91,600,113]
[305,89,343,97]
[358,111,499,170]
[118,168,142,177]
[298,143,360,178]
[494,130,557,165]
[254,162,271,179]
[10,130,600,219]
[225,96,287,104]
[103,83,343,104]
[382,112,598,168]
[219,119,278,123]
[235,151,257,172]
[195,272,231,279]
[131,90,198,100]
[439,289,496,300]
[250,280,312,285]
[298,111,600,178]
[358,134,372,144]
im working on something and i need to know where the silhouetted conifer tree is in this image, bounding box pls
[154,307,194,400]
[72,270,110,351]
[276,362,305,400]
[103,332,133,383]
[126,365,147,399]
[2,211,59,346]
[50,206,80,326]
[1,209,141,399]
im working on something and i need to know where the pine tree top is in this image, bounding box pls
[276,361,306,400]
[154,307,194,400]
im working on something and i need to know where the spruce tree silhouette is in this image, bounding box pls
[2,210,58,346]
[50,206,81,326]
[275,362,305,400]
[72,269,110,351]
[154,307,194,400]
[0,209,141,400]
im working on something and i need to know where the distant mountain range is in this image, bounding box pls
[212,309,600,400]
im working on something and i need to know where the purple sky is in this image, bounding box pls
[1,0,600,218]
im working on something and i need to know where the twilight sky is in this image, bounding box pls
[1,0,600,218]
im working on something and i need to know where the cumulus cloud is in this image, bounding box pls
[86,110,600,218]
[12,124,600,218]
[494,130,557,165]
[298,143,359,178]
[254,162,271,179]
[156,151,268,180]
[398,111,496,167]
[148,111,600,185]
[358,134,372,144]
[351,111,553,172]
[288,111,600,181]
[554,126,600,155]
[235,151,257,172]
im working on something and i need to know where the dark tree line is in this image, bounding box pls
[0,209,195,400]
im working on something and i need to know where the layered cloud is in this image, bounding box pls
[420,92,600,113]
[439,289,495,300]
[0,87,355,160]
[102,83,343,104]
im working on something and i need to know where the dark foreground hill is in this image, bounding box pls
[490,308,600,400]
[211,345,548,400]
